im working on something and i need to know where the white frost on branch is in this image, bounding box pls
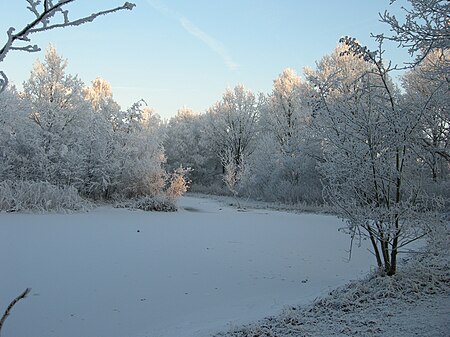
[375,0,450,66]
[0,0,136,92]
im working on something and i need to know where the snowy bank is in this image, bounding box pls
[215,228,450,337]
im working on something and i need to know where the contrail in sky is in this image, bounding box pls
[146,0,239,71]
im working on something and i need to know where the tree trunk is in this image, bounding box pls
[387,220,400,276]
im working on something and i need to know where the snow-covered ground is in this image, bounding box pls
[216,255,450,337]
[0,196,375,337]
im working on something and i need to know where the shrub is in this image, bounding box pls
[115,195,177,212]
[0,180,89,212]
[165,167,192,202]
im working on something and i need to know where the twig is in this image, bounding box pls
[0,71,7,94]
[0,288,31,336]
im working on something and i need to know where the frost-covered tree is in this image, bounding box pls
[164,107,216,186]
[22,44,91,184]
[76,110,116,198]
[0,0,135,92]
[25,44,88,125]
[401,49,449,182]
[72,77,119,197]
[164,107,198,167]
[0,86,41,181]
[262,68,304,153]
[112,99,167,199]
[306,40,443,275]
[84,77,121,116]
[241,69,322,203]
[206,85,261,187]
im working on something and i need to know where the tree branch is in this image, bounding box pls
[0,288,31,336]
[29,3,137,34]
[0,70,8,94]
[0,1,136,64]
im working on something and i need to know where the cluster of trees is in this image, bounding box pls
[0,1,188,209]
[164,45,448,207]
[0,45,183,202]
[5,40,443,210]
[163,71,323,204]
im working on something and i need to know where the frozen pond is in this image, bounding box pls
[0,196,373,337]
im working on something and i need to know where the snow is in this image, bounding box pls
[0,196,375,337]
[212,202,450,337]
[216,250,450,337]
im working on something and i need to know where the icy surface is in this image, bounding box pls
[0,196,374,337]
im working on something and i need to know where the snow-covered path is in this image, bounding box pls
[0,196,374,337]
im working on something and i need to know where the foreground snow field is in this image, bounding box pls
[1,196,375,337]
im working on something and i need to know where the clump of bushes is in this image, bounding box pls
[115,167,191,212]
[115,195,177,212]
[0,180,90,213]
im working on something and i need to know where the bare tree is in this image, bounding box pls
[0,0,136,92]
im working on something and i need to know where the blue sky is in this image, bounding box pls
[0,0,410,118]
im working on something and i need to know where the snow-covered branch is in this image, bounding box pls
[0,71,7,92]
[376,0,449,66]
[0,0,136,92]
[27,2,136,34]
